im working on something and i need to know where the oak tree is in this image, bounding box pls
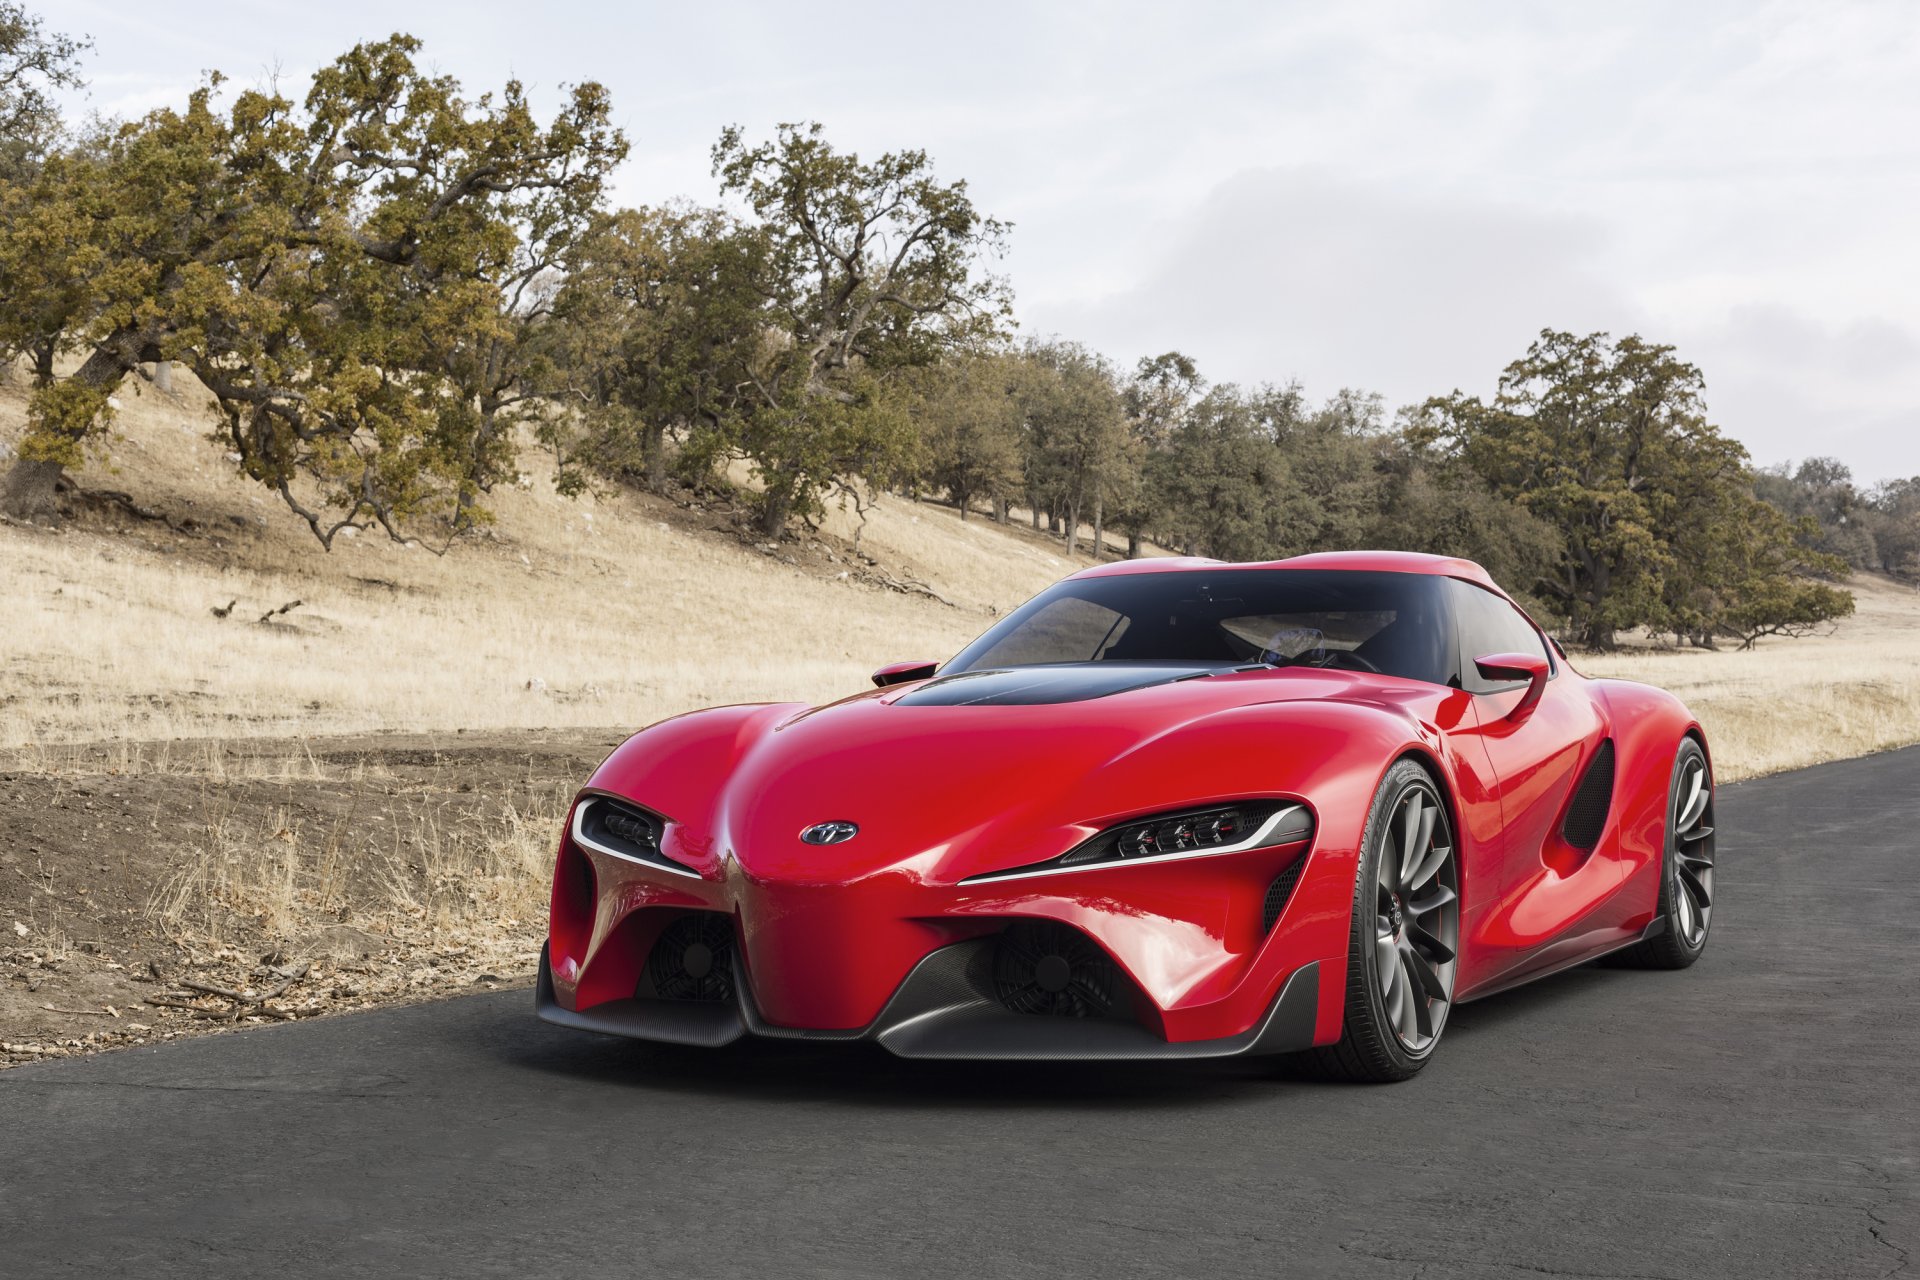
[711,122,1008,536]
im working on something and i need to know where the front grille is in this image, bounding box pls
[1561,739,1616,850]
[645,913,737,1003]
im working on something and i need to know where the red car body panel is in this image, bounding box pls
[541,551,1705,1056]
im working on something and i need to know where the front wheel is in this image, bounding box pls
[1291,758,1461,1083]
[1610,737,1715,969]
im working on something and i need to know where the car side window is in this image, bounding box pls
[1449,580,1553,695]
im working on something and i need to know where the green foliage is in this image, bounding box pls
[909,350,1029,520]
[1019,340,1131,554]
[1709,500,1856,649]
[1152,385,1285,559]
[0,2,87,178]
[1867,478,1920,576]
[711,122,1010,535]
[544,204,764,493]
[1414,330,1854,646]
[1751,457,1920,578]
[17,379,109,465]
[1365,435,1562,611]
[1111,352,1203,552]
[0,33,624,544]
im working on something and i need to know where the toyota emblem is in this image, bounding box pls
[800,821,860,845]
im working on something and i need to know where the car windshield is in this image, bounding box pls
[945,569,1455,687]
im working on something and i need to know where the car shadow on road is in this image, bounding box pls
[473,958,1644,1110]
[1443,963,1627,1039]
[472,997,1332,1111]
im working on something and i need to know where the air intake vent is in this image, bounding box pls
[646,914,737,1003]
[1263,858,1307,932]
[992,921,1118,1018]
[1561,739,1616,850]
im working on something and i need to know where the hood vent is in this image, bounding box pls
[893,663,1228,707]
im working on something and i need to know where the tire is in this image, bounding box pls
[1610,737,1715,970]
[1289,758,1461,1083]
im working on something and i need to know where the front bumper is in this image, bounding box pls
[535,942,1322,1062]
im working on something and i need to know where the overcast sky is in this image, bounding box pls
[51,0,1920,481]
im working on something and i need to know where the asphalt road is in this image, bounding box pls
[4,749,1917,1279]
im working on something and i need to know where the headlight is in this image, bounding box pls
[571,796,700,878]
[965,801,1312,884]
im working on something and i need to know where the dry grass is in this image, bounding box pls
[0,367,1089,755]
[1580,574,1920,782]
[145,784,568,983]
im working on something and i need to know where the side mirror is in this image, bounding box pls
[1473,652,1550,723]
[871,659,939,688]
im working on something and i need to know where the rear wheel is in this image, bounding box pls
[1610,737,1715,969]
[1292,758,1460,1083]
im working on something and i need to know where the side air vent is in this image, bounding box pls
[992,921,1119,1018]
[645,914,737,1003]
[1561,739,1616,851]
[1262,857,1307,932]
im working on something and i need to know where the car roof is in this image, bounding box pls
[1067,549,1502,593]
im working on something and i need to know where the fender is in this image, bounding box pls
[1590,679,1706,925]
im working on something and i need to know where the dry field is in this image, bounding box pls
[1581,573,1920,783]
[2,365,1918,1067]
[0,374,1083,755]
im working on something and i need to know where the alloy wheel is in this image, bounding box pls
[1373,782,1460,1054]
[1672,754,1715,947]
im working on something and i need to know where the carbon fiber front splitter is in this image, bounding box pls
[535,940,1321,1061]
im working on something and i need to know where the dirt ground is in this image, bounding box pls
[0,729,621,1067]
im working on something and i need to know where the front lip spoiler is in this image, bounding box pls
[534,941,1321,1062]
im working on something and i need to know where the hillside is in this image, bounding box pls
[0,365,1105,755]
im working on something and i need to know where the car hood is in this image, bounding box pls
[587,664,1427,885]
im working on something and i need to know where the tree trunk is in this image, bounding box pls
[1128,531,1141,559]
[644,423,669,492]
[1,333,147,521]
[1,458,65,521]
[1091,499,1104,558]
[1065,499,1080,556]
[957,491,970,520]
[993,496,1007,524]
[759,483,794,538]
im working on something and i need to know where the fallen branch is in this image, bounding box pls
[144,997,303,1021]
[69,485,198,534]
[41,1005,111,1017]
[164,963,312,1021]
[856,569,959,608]
[257,599,303,625]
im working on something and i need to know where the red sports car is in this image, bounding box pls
[538,551,1715,1080]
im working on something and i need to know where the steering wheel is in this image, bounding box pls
[1308,647,1380,674]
